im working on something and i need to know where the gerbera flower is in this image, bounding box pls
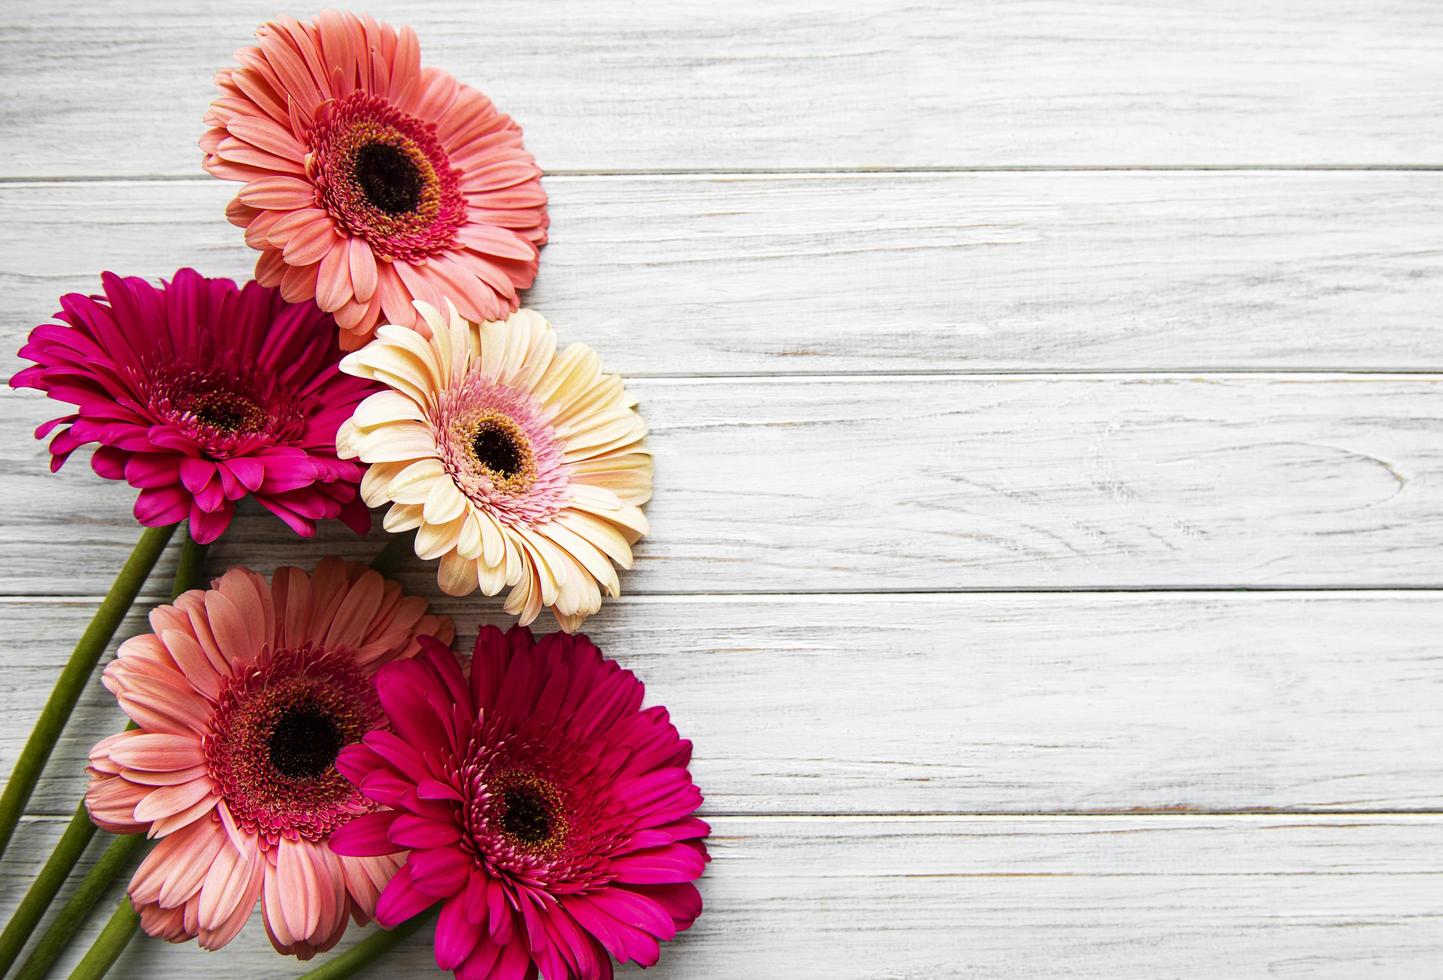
[11,269,378,543]
[336,304,651,632]
[330,626,708,978]
[203,10,549,349]
[84,559,454,957]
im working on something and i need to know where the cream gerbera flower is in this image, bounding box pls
[337,303,651,631]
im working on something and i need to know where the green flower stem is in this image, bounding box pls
[0,523,176,862]
[368,530,415,577]
[8,533,209,980]
[0,803,96,975]
[298,912,432,980]
[63,899,135,980]
[13,833,144,980]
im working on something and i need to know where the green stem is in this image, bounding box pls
[368,530,415,577]
[0,523,176,862]
[298,912,431,980]
[13,835,144,980]
[8,531,209,980]
[0,804,96,975]
[171,533,209,598]
[63,900,135,980]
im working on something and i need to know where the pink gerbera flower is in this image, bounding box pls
[11,269,378,543]
[85,559,454,957]
[203,10,549,349]
[331,627,709,979]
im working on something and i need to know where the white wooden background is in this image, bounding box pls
[2,1,1442,976]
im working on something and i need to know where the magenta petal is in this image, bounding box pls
[187,501,234,544]
[90,446,128,480]
[388,814,462,849]
[328,810,401,857]
[178,457,215,495]
[375,863,441,929]
[586,886,678,941]
[125,453,181,489]
[435,894,486,970]
[335,742,383,786]
[608,844,708,885]
[223,457,265,492]
[133,485,189,526]
[628,882,703,931]
[408,848,473,899]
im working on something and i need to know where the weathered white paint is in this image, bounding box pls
[3,814,1441,977]
[6,592,1443,817]
[2,173,1441,379]
[2,375,1441,597]
[3,0,1442,975]
[3,0,1443,175]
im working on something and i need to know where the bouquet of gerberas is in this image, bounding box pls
[0,12,707,980]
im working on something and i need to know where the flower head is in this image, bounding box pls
[331,627,708,978]
[11,270,378,543]
[203,10,549,349]
[337,304,652,632]
[85,559,453,957]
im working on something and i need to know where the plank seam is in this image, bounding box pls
[2,165,1443,185]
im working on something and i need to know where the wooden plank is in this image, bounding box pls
[3,0,1442,176]
[4,814,1440,977]
[2,173,1441,378]
[2,374,1442,597]
[6,591,1443,816]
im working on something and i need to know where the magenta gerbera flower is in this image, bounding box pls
[330,627,709,979]
[11,269,380,542]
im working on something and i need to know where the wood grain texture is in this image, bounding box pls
[6,591,1443,817]
[3,0,1443,176]
[4,814,1440,978]
[2,374,1441,597]
[2,173,1441,378]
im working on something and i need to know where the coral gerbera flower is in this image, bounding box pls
[11,269,378,544]
[203,10,549,349]
[331,627,708,978]
[84,559,454,957]
[336,304,652,632]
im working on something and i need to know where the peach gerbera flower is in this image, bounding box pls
[202,10,548,349]
[337,303,652,632]
[84,559,453,957]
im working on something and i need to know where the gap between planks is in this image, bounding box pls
[2,165,1443,185]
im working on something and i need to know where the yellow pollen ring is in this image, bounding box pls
[459,412,537,495]
[184,389,267,434]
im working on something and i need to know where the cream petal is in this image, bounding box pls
[359,460,409,507]
[455,511,484,561]
[352,390,428,429]
[437,549,480,595]
[383,503,425,533]
[352,421,438,463]
[422,476,468,525]
[388,458,449,505]
[415,513,467,560]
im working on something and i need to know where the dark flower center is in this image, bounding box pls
[268,703,344,779]
[472,421,524,478]
[186,389,265,434]
[499,785,556,846]
[354,142,424,215]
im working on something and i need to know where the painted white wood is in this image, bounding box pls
[2,173,1441,378]
[4,0,1443,975]
[4,814,1441,977]
[2,374,1441,597]
[3,0,1443,176]
[6,592,1443,817]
